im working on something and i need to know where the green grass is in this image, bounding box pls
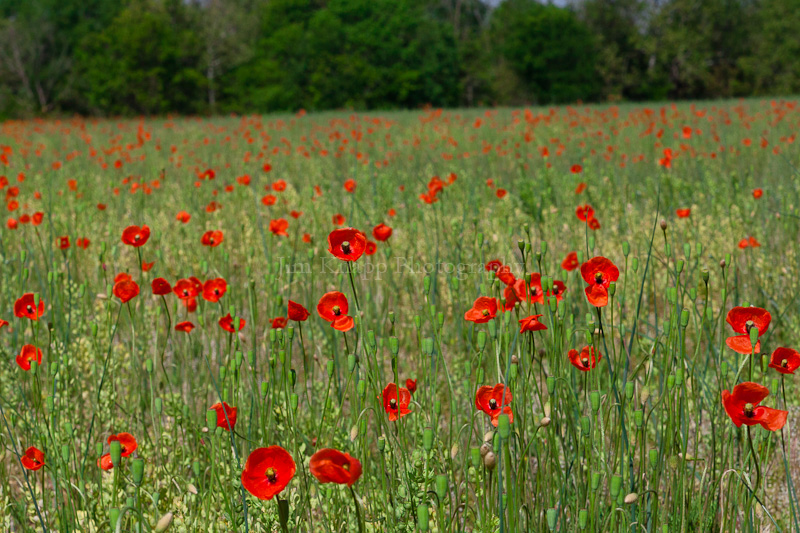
[2,99,800,531]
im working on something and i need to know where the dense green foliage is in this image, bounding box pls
[1,0,799,117]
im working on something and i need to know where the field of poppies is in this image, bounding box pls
[2,99,800,532]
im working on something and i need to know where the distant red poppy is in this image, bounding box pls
[588,217,601,230]
[241,446,296,500]
[738,238,750,249]
[114,273,131,284]
[141,260,154,271]
[175,321,195,333]
[58,236,70,249]
[271,317,287,329]
[201,230,223,247]
[121,225,150,247]
[173,277,202,300]
[113,279,140,303]
[151,278,172,296]
[465,296,498,323]
[290,210,302,219]
[32,212,44,225]
[16,344,42,371]
[202,278,227,303]
[270,218,289,237]
[575,182,587,194]
[485,260,502,273]
[562,252,579,271]
[575,205,594,222]
[21,446,45,471]
[310,449,362,486]
[332,213,346,226]
[769,347,800,375]
[373,223,393,242]
[219,313,245,333]
[176,211,191,223]
[406,378,417,394]
[261,194,277,206]
[475,384,513,427]
[209,402,237,431]
[365,241,377,255]
[327,228,367,262]
[98,433,138,471]
[495,265,515,285]
[548,280,567,302]
[753,188,763,199]
[580,256,619,307]
[344,179,356,192]
[381,383,411,421]
[76,238,90,249]
[749,236,761,247]
[496,188,507,198]
[519,314,547,333]
[0,319,8,329]
[15,293,45,320]
[317,292,353,331]
[272,179,287,192]
[568,346,602,371]
[288,300,310,321]
[676,208,691,218]
[571,164,583,174]
[726,306,770,354]
[722,382,786,431]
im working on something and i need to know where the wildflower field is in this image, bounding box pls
[3,99,800,532]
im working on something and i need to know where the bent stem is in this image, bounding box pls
[746,425,761,524]
[349,485,365,533]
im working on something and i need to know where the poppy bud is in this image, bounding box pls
[546,376,555,394]
[749,327,759,347]
[634,410,644,428]
[471,448,481,468]
[261,381,268,398]
[326,360,334,377]
[205,409,216,430]
[579,509,588,530]
[546,508,557,531]
[347,354,357,372]
[721,361,728,375]
[476,368,484,384]
[719,259,726,269]
[683,243,691,259]
[487,319,496,338]
[479,441,492,457]
[677,259,684,274]
[110,440,122,466]
[132,458,145,485]
[660,219,667,231]
[483,451,496,469]
[517,240,525,254]
[610,474,622,498]
[625,382,634,400]
[590,392,600,413]
[464,361,471,375]
[423,275,431,295]
[667,374,675,389]
[624,492,638,504]
[676,368,685,386]
[689,288,697,300]
[477,232,484,247]
[435,474,448,501]
[192,460,200,477]
[591,472,601,491]
[509,364,518,379]
[608,282,616,297]
[91,323,98,337]
[417,504,430,532]
[388,336,400,356]
[497,414,511,439]
[477,331,486,350]
[146,359,153,374]
[155,398,162,415]
[580,416,590,436]
[219,366,227,381]
[155,512,174,532]
[649,449,658,468]
[424,338,434,355]
[96,442,103,456]
[423,428,434,451]
[357,380,366,397]
[109,508,120,529]
[577,250,584,263]
[540,416,551,427]
[46,395,54,412]
[434,400,441,416]
[290,393,298,412]
[588,236,595,251]
[378,435,386,452]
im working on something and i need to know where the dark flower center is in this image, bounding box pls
[265,467,277,482]
[745,320,755,332]
[489,398,498,409]
[481,309,489,317]
[341,241,351,254]
[134,234,140,241]
[332,305,341,316]
[582,357,590,368]
[782,359,789,368]
[214,289,220,295]
[594,272,604,284]
[343,463,350,471]
[27,305,33,313]
[744,403,754,417]
[389,398,397,409]
[183,290,189,296]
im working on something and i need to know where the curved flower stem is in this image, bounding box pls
[349,486,365,533]
[746,425,760,523]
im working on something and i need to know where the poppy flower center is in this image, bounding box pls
[481,309,489,317]
[744,403,754,417]
[265,467,278,482]
[582,357,590,367]
[27,305,33,312]
[341,241,351,254]
[183,290,189,296]
[332,305,341,316]
[489,398,498,409]
[214,289,220,295]
[594,272,604,284]
[209,238,215,244]
[389,398,397,409]
[782,359,789,368]
[745,320,755,332]
[134,235,140,241]
[343,463,350,471]
[552,287,559,295]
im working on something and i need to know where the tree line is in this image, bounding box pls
[1,0,798,118]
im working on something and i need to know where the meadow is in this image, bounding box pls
[2,99,800,532]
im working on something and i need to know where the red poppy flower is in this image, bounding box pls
[332,214,346,226]
[576,205,594,221]
[14,293,45,320]
[0,319,8,329]
[749,236,761,247]
[485,260,503,273]
[175,321,195,333]
[373,223,392,242]
[270,218,289,237]
[475,384,513,427]
[32,212,44,225]
[176,211,191,223]
[98,454,114,471]
[327,228,367,261]
[317,292,353,331]
[241,446,296,500]
[726,306,771,354]
[121,225,150,247]
[290,210,302,219]
[113,279,140,303]
[738,238,750,249]
[219,314,245,333]
[152,278,172,296]
[722,382,786,431]
[310,449,362,487]
[76,238,90,249]
[209,402,237,431]
[272,179,287,192]
[114,273,132,284]
[302,233,311,243]
[344,179,356,193]
[548,280,567,302]
[381,383,412,421]
[568,346,602,371]
[571,164,583,174]
[21,446,45,471]
[201,230,223,247]
[406,378,417,394]
[753,188,763,199]
[16,344,42,371]
[271,317,287,329]
[288,300,309,321]
[496,189,507,198]
[173,277,202,300]
[58,236,70,249]
[495,265,515,285]
[588,217,601,230]
[465,296,498,323]
[580,256,620,307]
[562,252,579,271]
[365,241,377,255]
[183,298,198,313]
[7,218,17,230]
[769,347,800,375]
[676,208,691,218]
[519,314,547,333]
[109,433,138,457]
[575,182,587,194]
[202,278,227,303]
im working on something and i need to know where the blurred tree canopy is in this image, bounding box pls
[0,0,798,117]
